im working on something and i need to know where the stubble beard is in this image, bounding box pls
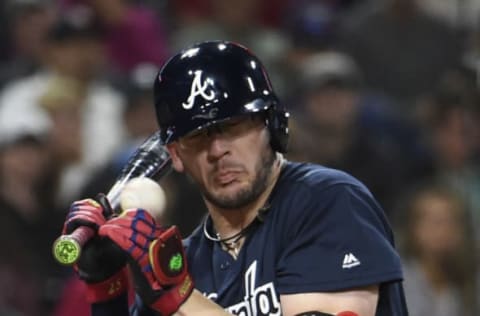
[201,149,276,210]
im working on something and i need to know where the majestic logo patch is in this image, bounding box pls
[182,70,215,109]
[342,252,361,269]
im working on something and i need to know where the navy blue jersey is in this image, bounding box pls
[185,161,408,315]
[93,161,408,315]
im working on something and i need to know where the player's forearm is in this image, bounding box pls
[174,289,232,316]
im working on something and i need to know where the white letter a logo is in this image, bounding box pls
[182,70,215,109]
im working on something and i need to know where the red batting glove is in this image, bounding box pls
[62,198,107,235]
[99,209,194,315]
[62,195,129,303]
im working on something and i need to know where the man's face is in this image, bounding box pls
[49,38,105,81]
[168,115,276,210]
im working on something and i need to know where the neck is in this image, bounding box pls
[419,254,449,292]
[207,154,284,238]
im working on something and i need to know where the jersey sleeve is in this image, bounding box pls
[275,181,403,294]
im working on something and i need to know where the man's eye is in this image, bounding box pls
[223,119,244,129]
[181,130,205,145]
[227,121,242,127]
[185,132,204,141]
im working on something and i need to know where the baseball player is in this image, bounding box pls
[62,41,408,315]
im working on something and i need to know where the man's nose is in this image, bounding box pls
[206,132,230,161]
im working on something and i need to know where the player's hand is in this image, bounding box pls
[63,194,129,302]
[99,209,194,315]
[63,196,109,236]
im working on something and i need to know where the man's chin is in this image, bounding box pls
[205,186,254,210]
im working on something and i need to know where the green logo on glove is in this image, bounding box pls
[169,253,183,271]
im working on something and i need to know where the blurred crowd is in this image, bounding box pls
[0,0,479,315]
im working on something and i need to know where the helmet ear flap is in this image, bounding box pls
[265,104,289,153]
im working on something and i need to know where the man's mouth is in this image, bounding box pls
[214,170,241,185]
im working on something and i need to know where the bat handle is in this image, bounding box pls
[52,226,95,265]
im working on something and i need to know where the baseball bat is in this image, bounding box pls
[52,131,172,265]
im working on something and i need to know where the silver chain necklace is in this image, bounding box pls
[203,217,254,258]
[202,204,270,258]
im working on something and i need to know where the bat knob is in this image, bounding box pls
[52,235,82,265]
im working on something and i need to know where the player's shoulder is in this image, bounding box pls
[271,161,379,222]
[271,161,391,244]
[279,160,369,194]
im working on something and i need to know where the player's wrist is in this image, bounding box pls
[84,267,130,303]
[137,225,195,315]
[149,274,195,315]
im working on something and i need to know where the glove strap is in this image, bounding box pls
[149,226,188,285]
[85,267,129,303]
[149,226,195,315]
[150,275,195,316]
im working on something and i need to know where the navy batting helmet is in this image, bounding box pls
[153,40,289,153]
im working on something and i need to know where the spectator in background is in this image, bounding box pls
[58,0,171,76]
[280,0,377,98]
[283,0,340,61]
[0,0,55,88]
[398,184,478,315]
[119,64,161,146]
[287,51,424,213]
[0,15,126,205]
[463,24,480,84]
[38,76,87,208]
[0,113,63,316]
[415,0,480,31]
[416,76,480,244]
[281,0,341,98]
[170,0,290,96]
[338,0,462,112]
[171,0,289,28]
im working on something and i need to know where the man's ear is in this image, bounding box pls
[167,143,184,173]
